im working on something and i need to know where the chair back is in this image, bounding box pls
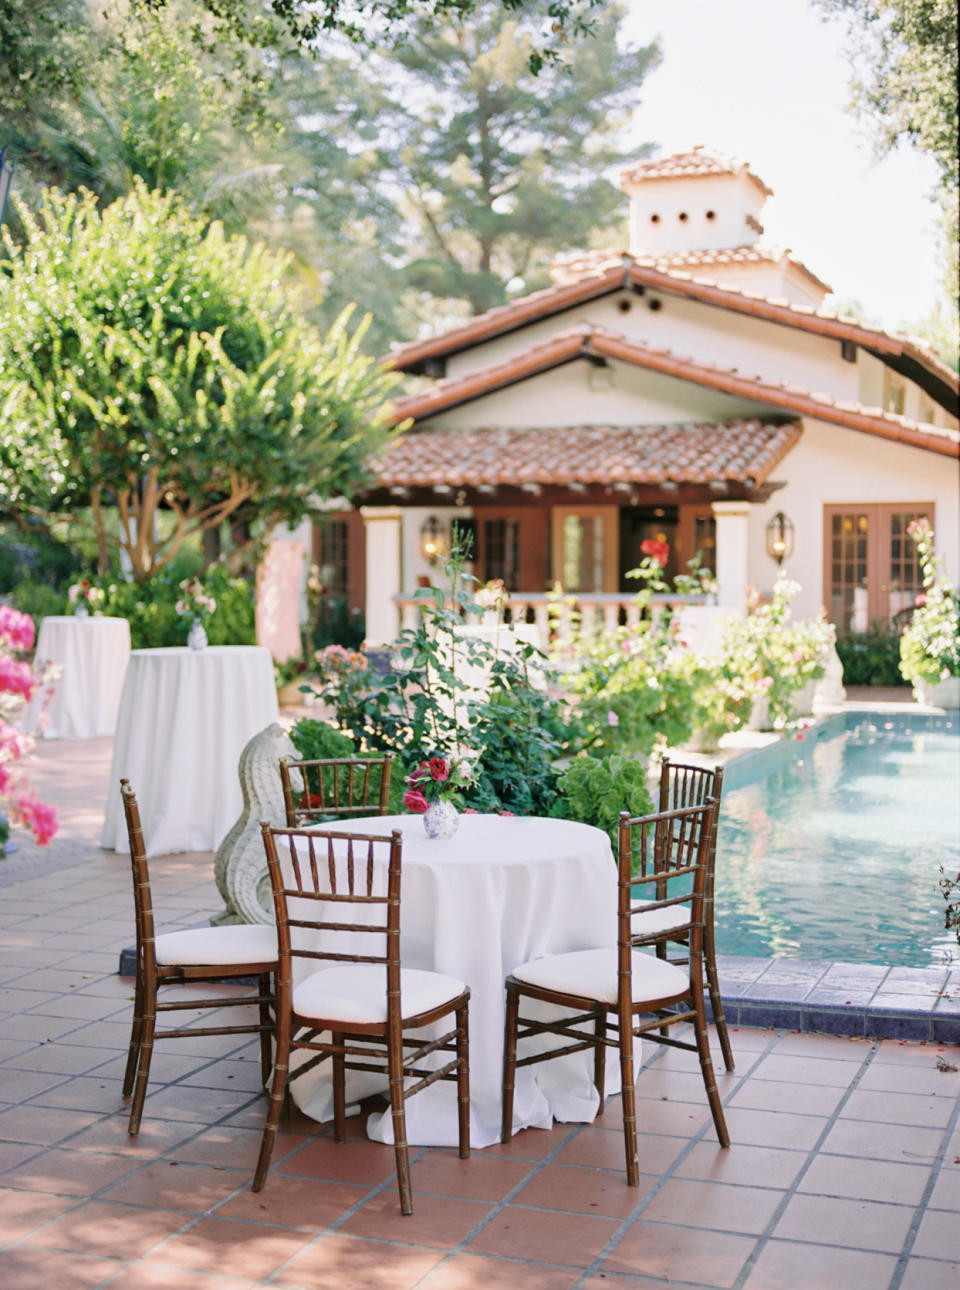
[618,801,717,996]
[658,757,724,906]
[260,824,403,1009]
[279,755,394,826]
[120,779,157,975]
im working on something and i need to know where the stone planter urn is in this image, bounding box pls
[747,695,772,731]
[914,675,960,709]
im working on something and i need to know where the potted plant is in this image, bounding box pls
[899,519,960,708]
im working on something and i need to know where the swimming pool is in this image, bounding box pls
[714,711,960,968]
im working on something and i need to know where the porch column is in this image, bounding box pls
[711,500,750,612]
[360,506,403,646]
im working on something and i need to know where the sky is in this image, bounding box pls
[617,0,944,333]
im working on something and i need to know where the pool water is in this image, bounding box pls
[714,712,960,968]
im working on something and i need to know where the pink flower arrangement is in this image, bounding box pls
[0,607,58,846]
[403,752,477,811]
[0,606,35,652]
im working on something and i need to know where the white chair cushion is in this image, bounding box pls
[511,947,688,1006]
[154,923,278,967]
[631,902,690,939]
[293,964,466,1026]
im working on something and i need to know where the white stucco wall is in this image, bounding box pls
[426,360,772,430]
[744,418,960,617]
[624,172,766,256]
[444,292,862,409]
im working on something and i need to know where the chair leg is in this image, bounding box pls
[332,1032,346,1142]
[618,1004,639,1187]
[455,1003,470,1160]
[501,984,520,1144]
[127,1006,156,1137]
[656,941,670,1038]
[257,973,274,1088]
[253,1020,292,1191]
[122,970,145,1098]
[704,924,735,1072]
[593,1005,607,1111]
[387,1027,412,1216]
[692,985,730,1148]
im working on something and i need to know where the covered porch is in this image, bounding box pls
[344,418,799,647]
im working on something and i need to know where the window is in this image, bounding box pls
[883,370,906,415]
[482,518,519,588]
[823,504,931,632]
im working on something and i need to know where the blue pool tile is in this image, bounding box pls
[736,1002,805,1029]
[931,1015,960,1043]
[803,1008,868,1038]
[867,1013,934,1041]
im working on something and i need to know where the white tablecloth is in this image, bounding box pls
[101,645,279,856]
[290,813,619,1149]
[21,615,131,740]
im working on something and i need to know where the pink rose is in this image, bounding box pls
[403,789,429,815]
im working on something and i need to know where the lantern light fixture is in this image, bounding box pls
[765,511,794,566]
[420,515,448,565]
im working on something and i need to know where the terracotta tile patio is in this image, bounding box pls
[1,727,958,1288]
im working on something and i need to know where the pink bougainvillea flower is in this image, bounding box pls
[0,657,34,700]
[428,757,450,782]
[462,807,479,815]
[640,538,670,567]
[607,710,620,727]
[17,795,58,845]
[499,810,515,817]
[403,788,429,815]
[0,606,35,652]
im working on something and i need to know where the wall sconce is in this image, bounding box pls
[420,515,448,565]
[765,511,794,566]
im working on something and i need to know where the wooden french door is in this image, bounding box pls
[551,506,619,592]
[823,503,932,633]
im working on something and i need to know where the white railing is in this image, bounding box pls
[395,591,716,651]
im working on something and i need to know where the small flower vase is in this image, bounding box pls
[187,619,208,652]
[74,603,89,620]
[423,799,459,840]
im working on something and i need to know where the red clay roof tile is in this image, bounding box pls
[387,325,959,458]
[374,419,802,489]
[620,147,774,197]
[550,245,832,295]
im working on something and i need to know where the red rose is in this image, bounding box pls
[428,757,450,782]
[640,538,670,568]
[408,762,430,785]
[403,788,429,814]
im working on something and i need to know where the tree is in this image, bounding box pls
[360,1,660,317]
[129,0,608,71]
[818,0,958,358]
[0,185,399,581]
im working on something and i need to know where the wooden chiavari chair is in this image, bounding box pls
[279,754,394,826]
[253,823,471,1215]
[629,758,733,1071]
[501,802,729,1185]
[120,780,278,1136]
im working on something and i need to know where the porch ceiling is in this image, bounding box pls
[368,417,802,493]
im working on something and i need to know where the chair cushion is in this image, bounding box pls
[511,947,688,1006]
[154,923,278,967]
[631,902,690,939]
[293,964,467,1026]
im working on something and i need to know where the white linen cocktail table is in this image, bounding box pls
[21,615,131,739]
[288,812,619,1149]
[100,645,278,857]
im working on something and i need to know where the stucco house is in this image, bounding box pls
[316,146,959,647]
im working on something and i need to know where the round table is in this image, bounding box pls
[290,812,619,1149]
[21,615,131,740]
[100,645,279,857]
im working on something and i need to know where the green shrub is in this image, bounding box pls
[557,754,654,853]
[7,580,67,624]
[836,627,903,686]
[89,565,256,649]
[288,719,405,813]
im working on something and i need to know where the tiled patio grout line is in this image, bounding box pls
[721,1039,883,1288]
[564,1032,782,1289]
[887,1079,960,1290]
